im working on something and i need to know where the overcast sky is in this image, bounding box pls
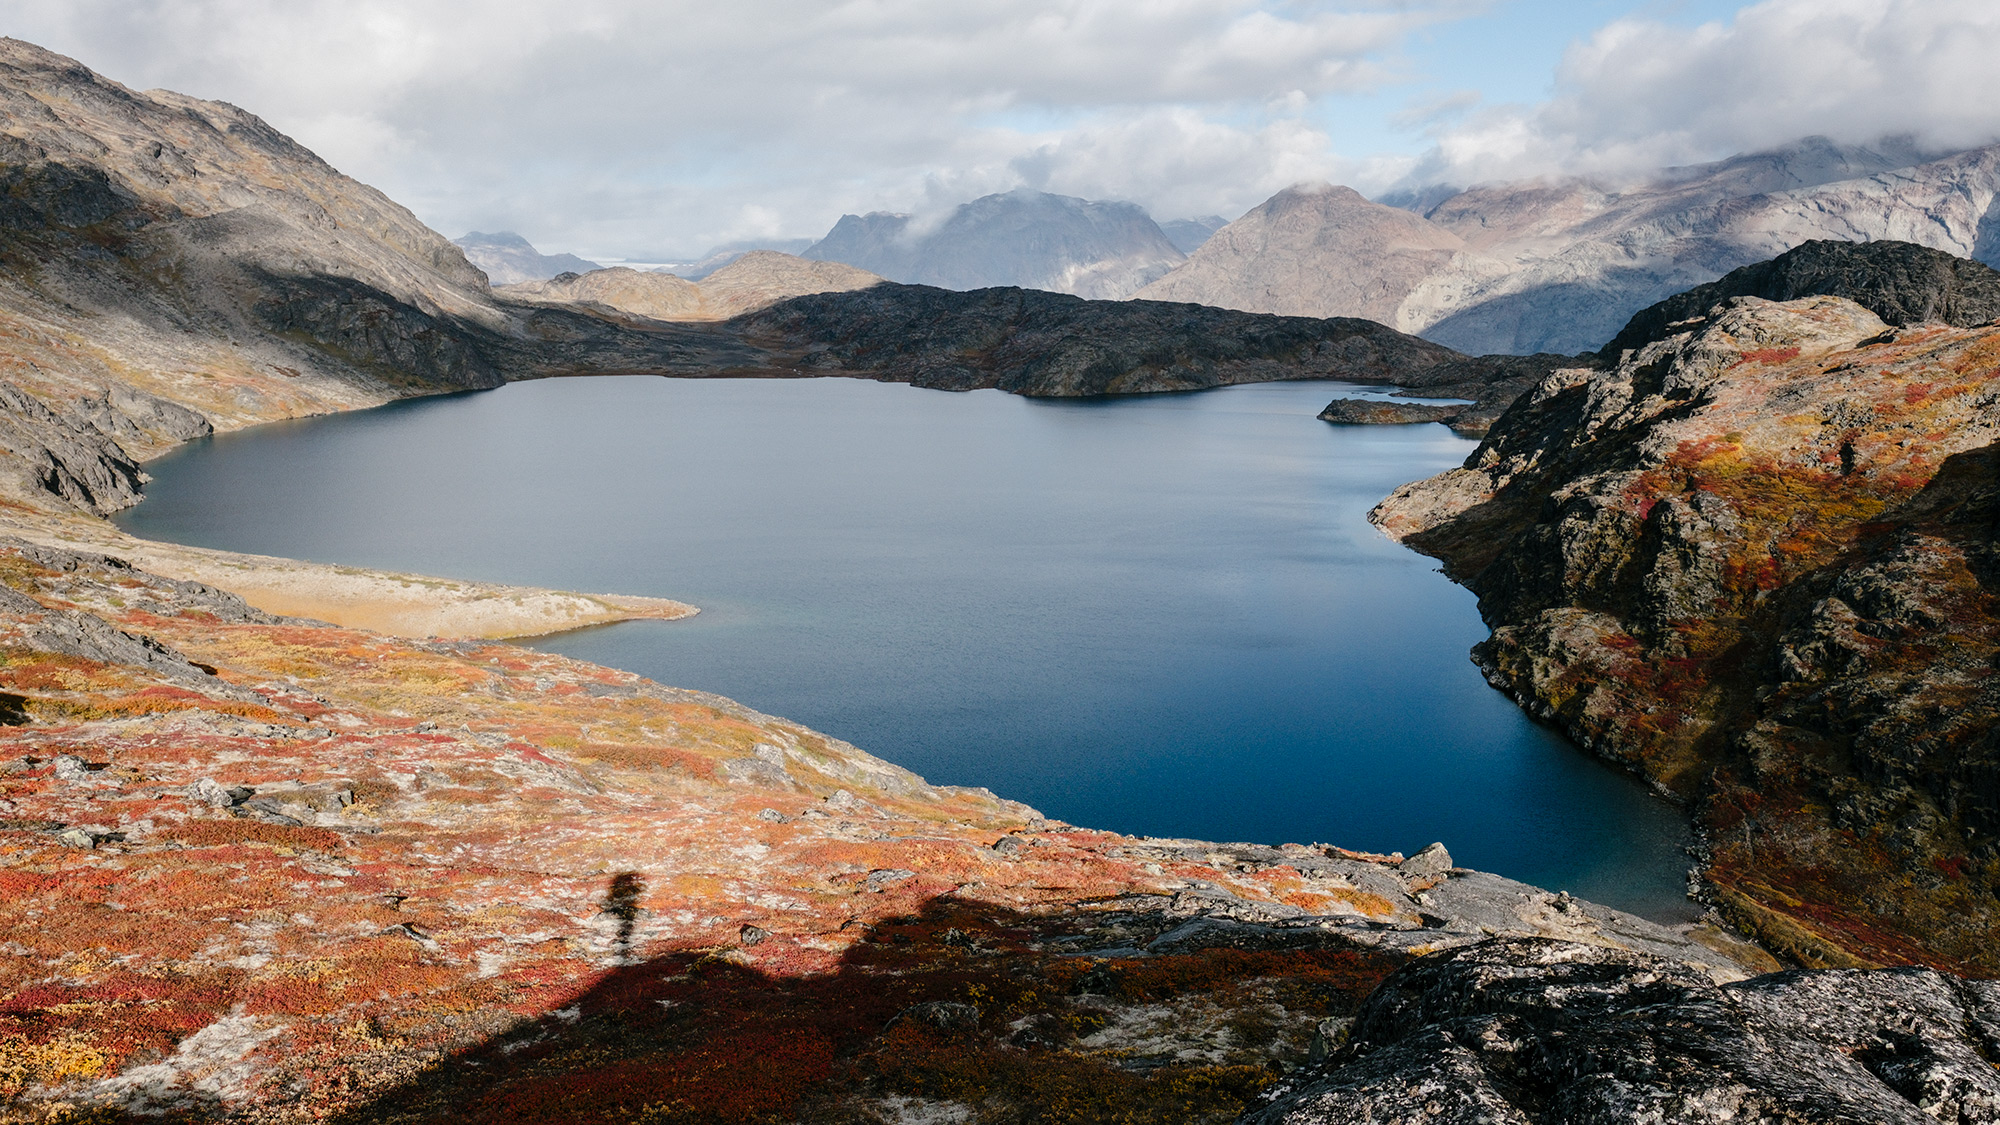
[6,0,1999,260]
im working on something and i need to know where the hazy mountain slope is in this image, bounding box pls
[1160,215,1227,254]
[1141,137,2000,356]
[665,237,816,280]
[802,189,1185,299]
[1134,184,1465,325]
[500,252,884,321]
[694,250,883,317]
[1412,140,2000,354]
[452,230,601,284]
[500,266,709,320]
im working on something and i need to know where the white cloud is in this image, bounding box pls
[0,0,1459,254]
[9,0,1996,255]
[1403,0,2000,190]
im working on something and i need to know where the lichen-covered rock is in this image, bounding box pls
[1249,938,2000,1124]
[1372,249,2000,971]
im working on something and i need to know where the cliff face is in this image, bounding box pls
[1373,246,2000,971]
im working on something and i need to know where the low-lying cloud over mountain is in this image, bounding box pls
[803,190,1187,300]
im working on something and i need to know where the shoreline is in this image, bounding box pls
[3,512,697,641]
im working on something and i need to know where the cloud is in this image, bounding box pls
[1403,0,2000,190]
[0,0,1462,254]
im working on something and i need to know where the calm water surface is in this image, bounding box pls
[118,376,1694,919]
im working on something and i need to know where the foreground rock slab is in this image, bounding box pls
[1250,938,2000,1125]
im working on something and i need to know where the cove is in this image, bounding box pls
[117,375,1695,920]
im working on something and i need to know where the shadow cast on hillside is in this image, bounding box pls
[311,881,1402,1125]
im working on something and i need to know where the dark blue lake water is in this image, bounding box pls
[116,376,1694,919]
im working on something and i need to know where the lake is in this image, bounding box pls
[116,375,1695,919]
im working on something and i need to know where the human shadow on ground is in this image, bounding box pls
[325,884,1403,1125]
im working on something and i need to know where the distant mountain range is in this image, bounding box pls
[800,189,1195,300]
[1139,136,2000,354]
[452,231,602,285]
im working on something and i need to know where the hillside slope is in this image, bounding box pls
[1373,242,2000,971]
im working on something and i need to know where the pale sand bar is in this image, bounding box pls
[8,515,697,640]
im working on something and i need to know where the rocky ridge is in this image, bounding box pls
[1372,244,2000,972]
[1139,136,2000,355]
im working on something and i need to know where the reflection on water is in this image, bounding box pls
[118,375,1694,919]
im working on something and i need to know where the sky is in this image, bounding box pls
[5,0,1999,261]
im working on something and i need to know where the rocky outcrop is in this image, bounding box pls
[1140,136,2000,355]
[450,230,601,285]
[803,189,1187,300]
[1251,938,2000,1124]
[1371,249,2000,971]
[729,283,1461,396]
[1606,238,2000,355]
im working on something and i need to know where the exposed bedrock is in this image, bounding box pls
[1249,938,2000,1125]
[1371,243,2000,972]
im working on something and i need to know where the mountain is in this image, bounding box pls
[1139,137,2000,355]
[451,230,602,284]
[1135,184,1465,325]
[662,237,816,280]
[1372,241,2000,973]
[1159,215,1227,254]
[499,252,884,321]
[801,189,1186,299]
[500,265,709,320]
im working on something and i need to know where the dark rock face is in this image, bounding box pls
[731,283,1461,396]
[1607,239,2000,356]
[1250,938,2000,1124]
